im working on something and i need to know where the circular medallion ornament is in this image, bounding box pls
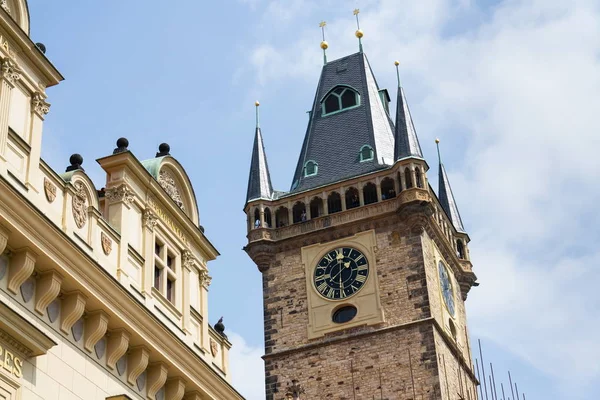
[314,247,369,300]
[438,261,456,316]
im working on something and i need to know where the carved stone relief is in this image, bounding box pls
[158,169,185,210]
[32,93,50,116]
[101,232,112,256]
[43,178,56,203]
[105,184,134,205]
[199,270,211,289]
[210,338,218,357]
[72,181,88,229]
[0,59,20,83]
[0,0,10,13]
[143,209,158,229]
[182,250,195,270]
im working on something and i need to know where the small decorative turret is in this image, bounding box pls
[65,154,84,172]
[436,139,465,232]
[113,137,129,154]
[156,143,170,157]
[214,316,227,338]
[245,101,274,203]
[394,61,423,161]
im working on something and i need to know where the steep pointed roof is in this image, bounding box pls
[289,52,395,192]
[246,127,273,203]
[438,157,465,233]
[394,77,423,160]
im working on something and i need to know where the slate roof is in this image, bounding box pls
[438,162,465,233]
[394,86,423,160]
[246,127,274,203]
[289,52,395,193]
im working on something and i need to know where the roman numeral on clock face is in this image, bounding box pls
[314,246,370,300]
[355,274,367,283]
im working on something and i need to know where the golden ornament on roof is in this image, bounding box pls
[355,29,364,38]
[320,41,329,50]
[394,60,400,66]
[435,138,440,144]
[255,101,260,107]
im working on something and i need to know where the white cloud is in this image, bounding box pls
[241,0,600,397]
[228,331,266,400]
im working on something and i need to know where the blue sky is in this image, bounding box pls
[29,0,600,399]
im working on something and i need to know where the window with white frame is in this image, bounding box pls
[154,238,178,304]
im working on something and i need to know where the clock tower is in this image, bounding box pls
[244,35,479,400]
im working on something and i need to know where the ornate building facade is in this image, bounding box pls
[244,32,479,399]
[0,2,243,399]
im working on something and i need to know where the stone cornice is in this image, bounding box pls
[0,175,243,399]
[0,302,57,357]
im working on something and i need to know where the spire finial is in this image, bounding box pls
[435,138,441,164]
[319,21,328,65]
[255,101,260,128]
[354,9,364,52]
[394,60,401,87]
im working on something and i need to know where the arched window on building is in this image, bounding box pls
[275,207,289,228]
[363,183,378,205]
[264,207,272,228]
[292,202,307,223]
[304,160,318,177]
[345,187,360,209]
[359,145,374,162]
[415,167,423,188]
[327,192,342,214]
[310,197,323,218]
[322,86,361,116]
[381,178,395,200]
[253,208,261,229]
[405,167,413,189]
[457,239,465,260]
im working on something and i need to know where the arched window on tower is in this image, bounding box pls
[253,209,261,229]
[322,86,361,116]
[275,206,289,228]
[292,202,307,223]
[264,207,272,228]
[310,197,323,218]
[304,160,318,177]
[457,239,465,260]
[363,183,378,205]
[345,187,360,209]
[381,178,395,200]
[327,192,342,214]
[359,145,374,162]
[415,167,423,188]
[405,168,413,189]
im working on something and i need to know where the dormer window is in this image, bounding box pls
[304,160,318,177]
[359,145,374,162]
[322,86,360,116]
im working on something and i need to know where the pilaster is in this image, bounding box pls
[0,58,20,162]
[25,93,50,191]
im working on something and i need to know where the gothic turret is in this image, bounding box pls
[436,140,465,233]
[394,61,423,161]
[245,102,274,203]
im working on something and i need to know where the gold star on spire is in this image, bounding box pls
[353,9,364,51]
[319,20,328,64]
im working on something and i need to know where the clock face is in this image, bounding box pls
[314,247,369,300]
[438,261,456,316]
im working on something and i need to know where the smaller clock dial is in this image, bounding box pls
[438,261,456,316]
[314,247,369,300]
